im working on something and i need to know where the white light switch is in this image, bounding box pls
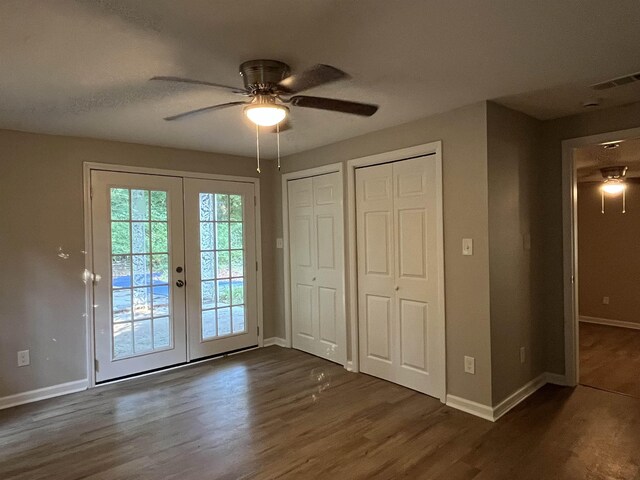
[464,356,475,374]
[276,238,283,249]
[462,238,473,256]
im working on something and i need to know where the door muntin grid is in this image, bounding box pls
[110,187,173,359]
[199,193,246,340]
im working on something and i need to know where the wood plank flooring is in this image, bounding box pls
[580,322,640,398]
[1,346,640,479]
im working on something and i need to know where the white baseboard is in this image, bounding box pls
[544,372,569,386]
[580,316,640,331]
[447,371,566,422]
[446,394,494,421]
[263,337,288,348]
[0,379,88,411]
[492,374,546,421]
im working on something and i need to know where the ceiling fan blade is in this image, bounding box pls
[277,64,350,94]
[289,96,378,116]
[151,76,247,95]
[266,118,293,133]
[164,101,248,121]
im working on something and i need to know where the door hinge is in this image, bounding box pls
[257,326,260,336]
[256,261,258,271]
[90,187,94,198]
[94,358,99,372]
[254,196,257,206]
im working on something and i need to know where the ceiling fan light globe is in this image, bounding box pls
[602,181,625,195]
[244,105,287,127]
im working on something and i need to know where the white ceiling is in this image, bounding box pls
[2,1,640,158]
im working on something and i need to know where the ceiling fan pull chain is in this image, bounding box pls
[623,188,626,214]
[277,122,281,171]
[256,124,261,174]
[601,190,605,214]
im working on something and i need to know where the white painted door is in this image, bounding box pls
[356,156,444,398]
[288,172,346,364]
[184,179,258,359]
[92,171,187,382]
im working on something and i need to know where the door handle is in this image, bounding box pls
[312,277,317,281]
[176,280,185,288]
[394,286,399,291]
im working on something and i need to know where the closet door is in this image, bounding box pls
[356,156,443,398]
[288,172,346,364]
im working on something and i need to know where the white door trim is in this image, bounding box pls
[561,126,640,387]
[346,142,446,402]
[281,163,345,350]
[83,162,264,388]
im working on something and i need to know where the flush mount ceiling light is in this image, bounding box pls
[600,165,628,213]
[150,59,379,173]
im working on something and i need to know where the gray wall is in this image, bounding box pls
[540,102,640,374]
[279,102,494,405]
[486,102,545,404]
[0,129,279,397]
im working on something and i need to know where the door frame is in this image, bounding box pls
[281,163,346,357]
[83,162,264,388]
[561,126,640,387]
[347,141,446,401]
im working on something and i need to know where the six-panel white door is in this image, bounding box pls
[288,172,346,365]
[355,156,443,398]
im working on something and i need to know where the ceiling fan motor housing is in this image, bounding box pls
[239,60,291,94]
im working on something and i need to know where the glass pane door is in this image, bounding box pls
[185,179,258,360]
[92,171,187,382]
[199,193,246,339]
[110,188,172,358]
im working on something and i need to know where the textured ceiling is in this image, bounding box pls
[576,137,640,181]
[2,0,640,157]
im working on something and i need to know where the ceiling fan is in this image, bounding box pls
[150,59,379,130]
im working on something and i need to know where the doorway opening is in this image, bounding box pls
[563,128,640,398]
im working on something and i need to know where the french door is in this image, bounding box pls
[184,179,258,359]
[91,170,258,382]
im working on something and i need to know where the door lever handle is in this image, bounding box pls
[394,286,399,291]
[176,280,185,288]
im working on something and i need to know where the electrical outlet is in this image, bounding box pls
[520,346,526,364]
[602,296,610,305]
[17,350,30,367]
[276,238,283,249]
[464,356,475,374]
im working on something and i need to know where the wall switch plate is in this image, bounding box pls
[17,350,30,367]
[462,238,473,256]
[276,238,283,249]
[602,296,610,305]
[464,356,475,374]
[520,346,526,364]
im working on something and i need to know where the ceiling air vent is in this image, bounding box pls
[591,72,640,90]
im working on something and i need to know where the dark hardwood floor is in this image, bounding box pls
[2,346,640,479]
[580,322,640,399]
